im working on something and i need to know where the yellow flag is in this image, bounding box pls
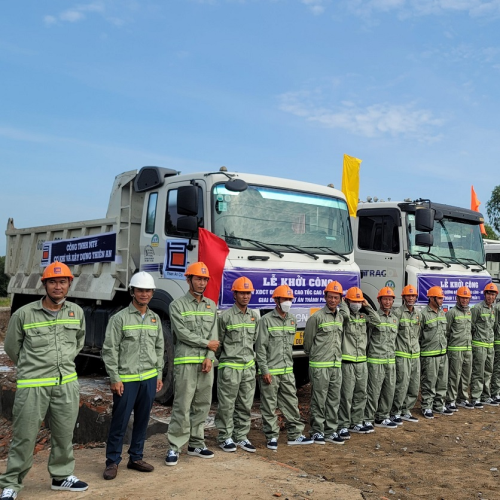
[341,154,362,217]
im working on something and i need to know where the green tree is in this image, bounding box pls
[486,186,500,233]
[0,256,9,297]
[483,223,499,240]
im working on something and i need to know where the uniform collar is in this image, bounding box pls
[128,302,150,315]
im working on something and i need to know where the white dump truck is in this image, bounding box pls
[5,166,360,402]
[351,199,491,310]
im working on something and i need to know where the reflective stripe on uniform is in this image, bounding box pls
[318,321,343,329]
[342,354,367,362]
[23,319,81,330]
[420,349,447,356]
[119,368,158,382]
[218,360,255,370]
[373,322,398,329]
[17,371,78,388]
[309,361,341,368]
[122,325,158,331]
[226,323,256,330]
[447,346,471,351]
[367,357,395,364]
[174,356,206,365]
[258,366,293,375]
[395,351,420,359]
[180,311,215,318]
[425,317,447,325]
[472,341,494,348]
[267,326,295,333]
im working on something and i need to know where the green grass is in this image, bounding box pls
[0,297,11,307]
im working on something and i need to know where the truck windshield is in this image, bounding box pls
[212,184,353,255]
[408,214,485,265]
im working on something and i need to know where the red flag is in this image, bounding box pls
[471,185,487,235]
[197,228,229,304]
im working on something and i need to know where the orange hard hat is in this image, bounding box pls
[41,261,74,282]
[484,282,499,294]
[231,276,254,292]
[272,285,294,299]
[378,286,396,299]
[184,262,210,278]
[345,287,364,302]
[456,286,471,298]
[402,285,417,296]
[324,281,343,294]
[427,286,445,298]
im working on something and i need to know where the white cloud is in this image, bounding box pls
[301,0,328,14]
[60,10,86,22]
[279,89,444,140]
[43,1,126,26]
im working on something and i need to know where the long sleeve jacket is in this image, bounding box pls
[446,304,472,351]
[393,305,420,358]
[419,305,447,356]
[4,299,85,388]
[169,292,218,364]
[218,304,260,369]
[102,303,164,384]
[471,300,495,347]
[255,308,296,376]
[340,302,379,362]
[366,308,398,363]
[303,304,347,367]
[495,303,500,349]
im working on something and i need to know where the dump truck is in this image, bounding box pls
[5,166,360,402]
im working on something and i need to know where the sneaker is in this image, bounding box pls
[390,415,404,426]
[401,413,419,422]
[0,489,17,500]
[362,422,375,433]
[494,395,500,403]
[219,438,237,452]
[267,438,278,450]
[422,409,434,419]
[447,403,459,412]
[325,432,345,445]
[311,432,325,445]
[349,423,372,434]
[439,407,454,416]
[474,400,484,409]
[237,440,256,453]
[187,446,214,459]
[374,418,398,429]
[338,428,351,440]
[482,398,499,406]
[165,449,179,466]
[287,435,313,445]
[51,476,88,492]
[459,400,475,409]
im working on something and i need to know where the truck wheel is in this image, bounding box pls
[155,317,175,404]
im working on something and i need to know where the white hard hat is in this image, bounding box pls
[129,272,156,289]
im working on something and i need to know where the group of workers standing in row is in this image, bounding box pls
[1,260,499,499]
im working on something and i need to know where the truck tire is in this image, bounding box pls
[155,317,175,404]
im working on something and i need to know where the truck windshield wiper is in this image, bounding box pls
[282,245,319,260]
[413,251,451,268]
[304,246,349,262]
[224,235,284,258]
[455,257,486,270]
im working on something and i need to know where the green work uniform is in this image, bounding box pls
[215,304,260,443]
[364,308,398,423]
[0,299,85,494]
[419,305,448,411]
[490,303,500,398]
[471,300,495,401]
[102,303,164,384]
[445,304,472,404]
[167,292,218,452]
[337,303,378,429]
[303,304,346,436]
[255,309,304,441]
[391,305,421,417]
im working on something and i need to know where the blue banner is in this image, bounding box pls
[41,233,117,266]
[417,274,492,306]
[219,268,360,309]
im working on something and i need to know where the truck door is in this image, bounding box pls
[355,208,404,306]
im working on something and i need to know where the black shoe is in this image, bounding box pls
[474,400,484,409]
[439,407,454,416]
[390,415,404,426]
[267,438,278,450]
[165,450,179,466]
[374,418,398,429]
[51,476,88,492]
[237,440,256,453]
[311,432,325,445]
[447,403,459,412]
[187,446,214,459]
[325,433,345,444]
[219,438,237,452]
[422,409,434,419]
[287,435,313,445]
[401,413,419,422]
[459,400,475,409]
[338,428,351,440]
[0,489,17,499]
[482,398,499,406]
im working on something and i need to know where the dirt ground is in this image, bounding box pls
[2,308,500,499]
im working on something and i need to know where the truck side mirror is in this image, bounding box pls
[415,208,434,232]
[177,216,198,234]
[177,186,198,216]
[415,233,433,247]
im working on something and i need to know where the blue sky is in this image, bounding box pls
[2,0,500,254]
